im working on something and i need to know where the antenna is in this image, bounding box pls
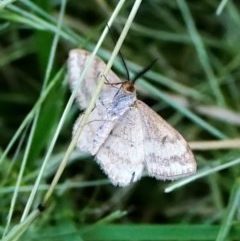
[132,58,158,83]
[107,25,130,80]
[107,25,157,83]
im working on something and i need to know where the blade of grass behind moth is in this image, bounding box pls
[189,139,240,150]
[139,80,227,139]
[177,0,225,106]
[216,179,240,241]
[1,125,31,238]
[165,157,240,193]
[0,0,16,8]
[2,0,67,237]
[1,124,30,187]
[19,0,66,223]
[2,210,40,241]
[6,4,71,42]
[0,67,63,166]
[20,0,84,45]
[114,58,203,100]
[216,0,229,15]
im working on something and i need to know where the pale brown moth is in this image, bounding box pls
[67,49,196,186]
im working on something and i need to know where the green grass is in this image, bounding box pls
[1,0,240,241]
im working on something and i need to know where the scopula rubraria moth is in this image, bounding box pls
[67,49,196,186]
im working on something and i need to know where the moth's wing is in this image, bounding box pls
[73,106,116,155]
[96,106,145,186]
[137,100,196,180]
[68,49,122,109]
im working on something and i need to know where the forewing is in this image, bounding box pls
[96,106,145,186]
[137,100,196,180]
[73,106,117,155]
[68,49,122,109]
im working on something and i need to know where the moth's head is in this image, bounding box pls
[122,81,135,94]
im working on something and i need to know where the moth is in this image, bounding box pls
[67,49,196,186]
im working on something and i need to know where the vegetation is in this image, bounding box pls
[0,0,240,240]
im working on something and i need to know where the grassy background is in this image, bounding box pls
[1,0,240,240]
